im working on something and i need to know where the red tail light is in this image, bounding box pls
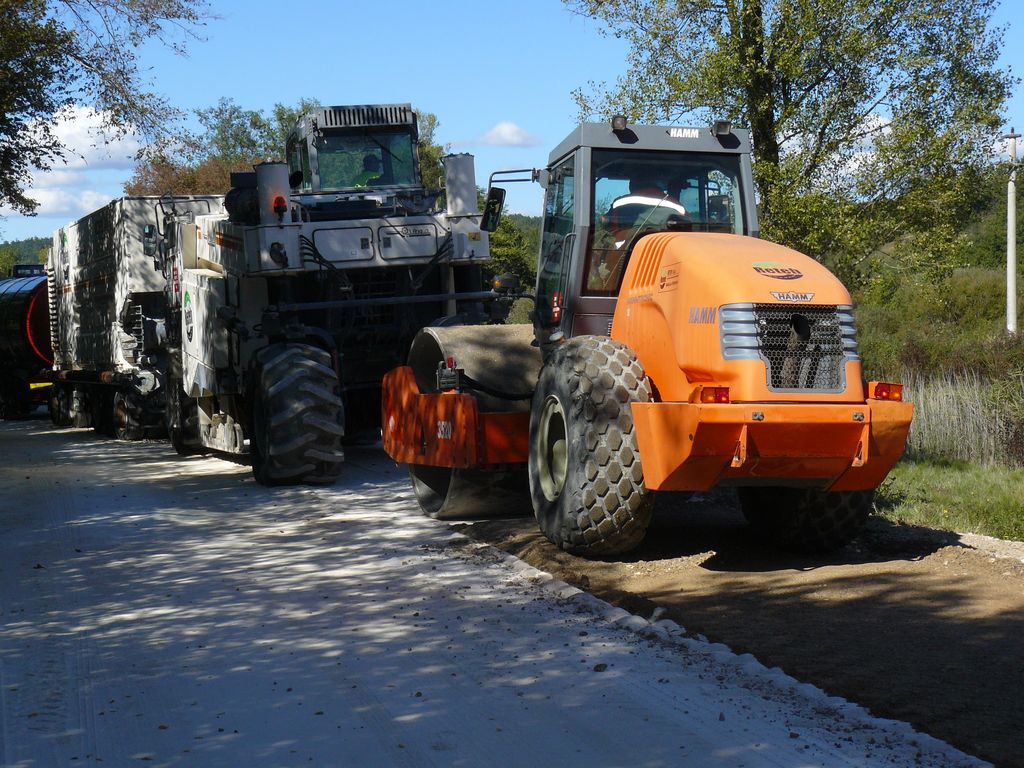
[700,386,730,404]
[869,381,904,401]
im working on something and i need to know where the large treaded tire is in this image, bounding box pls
[90,388,116,436]
[50,384,72,427]
[165,377,202,456]
[113,390,145,441]
[249,343,345,486]
[528,336,654,556]
[738,487,874,553]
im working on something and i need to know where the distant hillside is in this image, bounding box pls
[0,236,49,263]
[0,236,49,277]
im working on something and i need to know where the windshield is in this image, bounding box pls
[583,149,746,295]
[311,129,419,191]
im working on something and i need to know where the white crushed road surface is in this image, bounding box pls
[0,419,989,767]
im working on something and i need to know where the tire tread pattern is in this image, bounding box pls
[738,487,874,552]
[531,336,654,556]
[251,343,345,486]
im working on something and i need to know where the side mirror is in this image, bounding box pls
[142,224,158,259]
[491,273,521,293]
[288,170,304,190]
[480,187,506,232]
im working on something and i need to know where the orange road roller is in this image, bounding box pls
[383,119,912,556]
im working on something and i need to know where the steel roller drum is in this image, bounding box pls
[0,275,52,367]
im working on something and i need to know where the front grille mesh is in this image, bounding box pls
[346,270,398,329]
[720,303,858,392]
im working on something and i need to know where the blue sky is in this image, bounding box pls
[1,0,1022,242]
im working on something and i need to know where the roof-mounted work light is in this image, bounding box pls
[712,119,732,137]
[611,115,628,132]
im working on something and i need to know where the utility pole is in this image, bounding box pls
[1006,128,1020,336]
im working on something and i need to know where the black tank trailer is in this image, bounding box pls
[0,274,52,418]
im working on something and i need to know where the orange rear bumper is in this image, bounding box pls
[630,400,913,492]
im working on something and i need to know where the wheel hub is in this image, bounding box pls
[537,395,567,501]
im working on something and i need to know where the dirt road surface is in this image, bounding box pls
[0,417,1005,767]
[457,491,1024,768]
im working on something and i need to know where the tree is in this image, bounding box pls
[417,111,446,190]
[488,216,536,285]
[0,245,17,277]
[0,0,209,214]
[127,101,449,197]
[567,0,1014,283]
[125,98,320,195]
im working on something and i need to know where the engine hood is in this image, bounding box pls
[611,233,863,403]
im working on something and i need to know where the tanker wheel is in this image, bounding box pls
[249,343,345,486]
[528,335,654,556]
[50,385,72,427]
[738,487,874,553]
[166,378,202,456]
[0,383,29,420]
[113,390,145,441]
[91,389,116,436]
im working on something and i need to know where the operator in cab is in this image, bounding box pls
[353,154,383,187]
[587,177,688,291]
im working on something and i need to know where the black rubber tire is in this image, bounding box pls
[50,385,72,427]
[738,487,874,553]
[165,377,203,456]
[113,390,145,441]
[90,389,116,436]
[528,336,654,556]
[249,343,345,486]
[0,380,30,420]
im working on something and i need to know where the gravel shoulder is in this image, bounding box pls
[455,490,1024,768]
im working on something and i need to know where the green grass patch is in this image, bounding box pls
[876,459,1024,541]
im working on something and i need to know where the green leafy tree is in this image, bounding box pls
[417,111,446,190]
[0,0,209,215]
[125,98,320,195]
[0,236,50,272]
[567,0,1014,284]
[0,244,17,277]
[488,217,536,285]
[127,101,447,197]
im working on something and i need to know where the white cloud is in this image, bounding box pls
[16,188,115,220]
[49,105,143,171]
[476,121,541,148]
[0,106,143,222]
[32,170,84,189]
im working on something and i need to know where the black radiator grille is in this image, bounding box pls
[753,304,846,390]
[720,303,858,392]
[345,271,398,329]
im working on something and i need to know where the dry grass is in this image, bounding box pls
[903,372,1024,468]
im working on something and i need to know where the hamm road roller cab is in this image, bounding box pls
[383,118,913,556]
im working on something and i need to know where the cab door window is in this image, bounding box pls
[535,157,575,328]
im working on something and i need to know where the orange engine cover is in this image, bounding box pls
[609,232,912,491]
[611,232,864,403]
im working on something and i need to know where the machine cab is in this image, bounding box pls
[527,120,760,352]
[285,104,430,217]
